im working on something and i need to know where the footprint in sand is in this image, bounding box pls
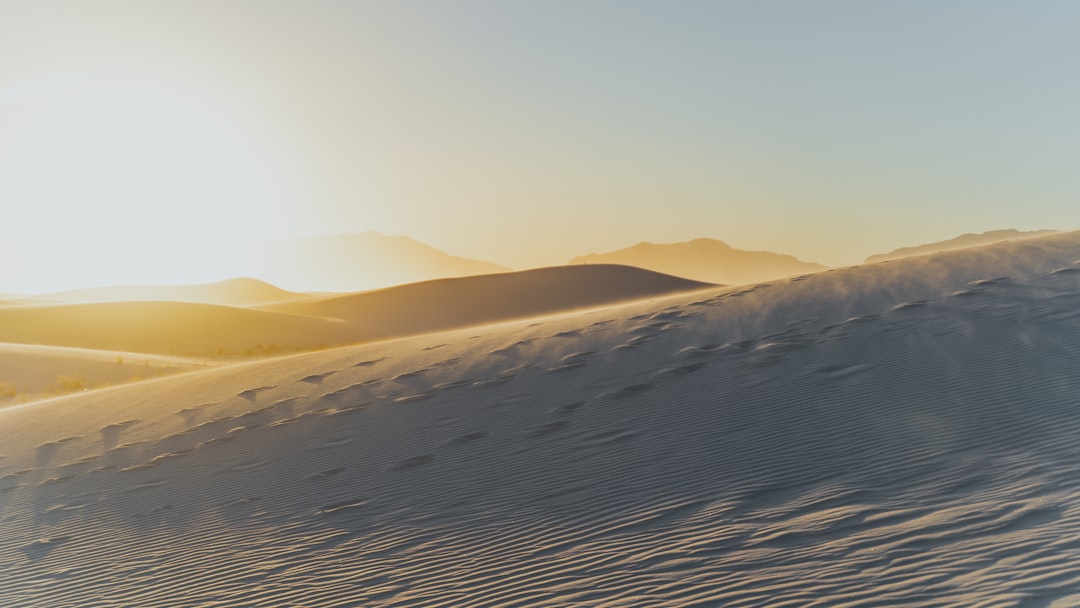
[812,363,873,380]
[433,379,472,391]
[394,393,437,404]
[306,467,347,481]
[227,424,262,435]
[196,436,237,449]
[892,300,930,311]
[20,536,72,558]
[950,288,988,297]
[549,402,585,416]
[39,475,73,486]
[389,454,435,471]
[578,429,641,447]
[303,437,355,452]
[300,371,337,384]
[352,357,388,367]
[604,383,656,399]
[316,499,367,515]
[649,362,707,381]
[1050,267,1080,275]
[526,420,571,437]
[224,496,262,507]
[473,374,516,388]
[440,431,488,448]
[553,329,582,338]
[238,386,276,401]
[325,403,371,417]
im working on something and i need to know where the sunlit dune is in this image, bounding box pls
[42,277,306,307]
[3,231,1080,605]
[0,301,345,356]
[0,343,209,403]
[568,237,827,285]
[0,265,709,356]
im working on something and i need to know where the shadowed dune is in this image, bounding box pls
[568,238,827,285]
[262,264,713,337]
[3,231,1080,605]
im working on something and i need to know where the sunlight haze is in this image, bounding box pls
[3,1,1079,292]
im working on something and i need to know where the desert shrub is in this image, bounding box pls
[54,373,92,393]
[0,382,18,398]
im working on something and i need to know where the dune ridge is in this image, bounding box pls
[3,231,1080,605]
[0,265,709,356]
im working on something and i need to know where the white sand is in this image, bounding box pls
[3,232,1080,605]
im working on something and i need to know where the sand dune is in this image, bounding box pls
[0,265,709,355]
[568,237,827,285]
[253,231,512,292]
[865,228,1058,264]
[0,343,209,401]
[3,231,1080,605]
[0,301,350,356]
[41,277,305,307]
[262,264,712,338]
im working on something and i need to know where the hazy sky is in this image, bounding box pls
[3,1,1080,291]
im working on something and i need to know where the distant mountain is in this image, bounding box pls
[865,229,1059,264]
[255,232,512,292]
[567,238,827,285]
[44,278,302,307]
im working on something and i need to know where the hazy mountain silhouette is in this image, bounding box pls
[865,229,1059,264]
[255,232,511,292]
[567,238,827,285]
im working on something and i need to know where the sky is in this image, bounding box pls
[2,0,1080,292]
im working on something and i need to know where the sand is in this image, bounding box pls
[0,343,211,402]
[2,232,1080,605]
[0,265,709,355]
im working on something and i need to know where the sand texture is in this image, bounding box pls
[3,232,1080,605]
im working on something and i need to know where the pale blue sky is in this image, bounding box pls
[2,1,1079,290]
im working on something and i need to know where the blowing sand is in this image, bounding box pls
[2,232,1080,606]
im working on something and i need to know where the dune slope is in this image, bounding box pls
[3,232,1080,605]
[262,264,713,338]
[0,343,210,398]
[0,266,709,355]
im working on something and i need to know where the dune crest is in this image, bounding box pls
[3,231,1080,605]
[0,265,709,356]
